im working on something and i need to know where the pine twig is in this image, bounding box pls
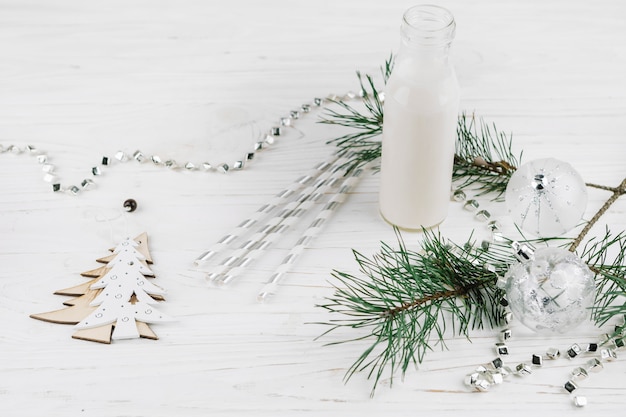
[453,113,521,200]
[317,228,506,395]
[570,177,626,252]
[319,56,521,198]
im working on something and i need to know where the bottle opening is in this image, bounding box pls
[401,4,456,46]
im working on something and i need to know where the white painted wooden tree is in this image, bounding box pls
[31,233,173,343]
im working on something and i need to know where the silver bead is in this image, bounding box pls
[531,354,542,366]
[246,152,255,161]
[9,145,22,154]
[201,162,212,171]
[495,343,509,355]
[475,209,491,221]
[600,348,617,361]
[515,363,532,375]
[184,162,196,170]
[614,338,625,349]
[151,155,162,165]
[491,357,504,369]
[567,344,581,359]
[164,160,177,169]
[585,358,603,372]
[52,183,61,192]
[573,396,587,407]
[464,372,481,387]
[463,199,479,212]
[264,134,275,145]
[101,156,110,165]
[503,310,513,324]
[280,117,291,126]
[68,185,80,195]
[546,347,560,359]
[586,343,598,352]
[233,160,244,170]
[81,179,94,189]
[217,163,229,173]
[26,145,38,154]
[313,97,323,106]
[480,240,491,251]
[512,241,534,262]
[500,329,512,342]
[487,220,501,232]
[473,377,491,392]
[452,189,466,202]
[92,166,102,176]
[490,372,504,385]
[43,173,56,183]
[301,104,311,113]
[475,365,488,373]
[254,141,265,151]
[133,150,145,162]
[42,164,55,173]
[270,126,282,136]
[571,367,589,381]
[115,151,128,162]
[36,154,48,164]
[564,380,578,393]
[289,111,300,119]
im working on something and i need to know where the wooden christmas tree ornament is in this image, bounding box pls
[30,233,172,344]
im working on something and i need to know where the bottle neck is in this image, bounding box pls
[399,5,456,56]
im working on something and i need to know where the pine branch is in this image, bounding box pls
[319,57,521,199]
[319,57,391,173]
[453,113,521,201]
[579,228,626,327]
[317,228,507,395]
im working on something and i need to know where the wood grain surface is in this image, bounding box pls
[0,1,625,415]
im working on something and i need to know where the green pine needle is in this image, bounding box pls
[319,55,521,199]
[317,228,507,395]
[454,114,521,200]
[580,228,626,327]
[317,57,626,397]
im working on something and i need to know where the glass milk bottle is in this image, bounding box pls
[379,5,460,230]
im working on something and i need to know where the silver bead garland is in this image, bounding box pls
[0,93,359,196]
[451,186,624,408]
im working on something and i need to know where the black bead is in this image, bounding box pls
[123,199,137,212]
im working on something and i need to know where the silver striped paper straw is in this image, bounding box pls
[257,165,368,301]
[208,154,352,285]
[193,153,342,265]
[207,155,349,283]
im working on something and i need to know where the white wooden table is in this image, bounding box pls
[1,1,625,415]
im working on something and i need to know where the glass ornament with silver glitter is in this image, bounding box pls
[505,158,587,237]
[504,246,595,333]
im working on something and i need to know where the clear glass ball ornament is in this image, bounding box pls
[505,158,587,237]
[504,247,595,334]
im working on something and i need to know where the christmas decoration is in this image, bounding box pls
[30,233,172,344]
[316,58,626,400]
[0,93,333,195]
[505,158,588,237]
[504,246,595,333]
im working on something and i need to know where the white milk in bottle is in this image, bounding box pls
[379,5,460,230]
